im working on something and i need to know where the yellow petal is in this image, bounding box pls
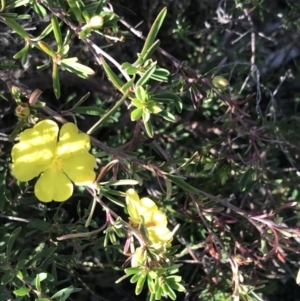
[148,226,173,248]
[19,119,58,148]
[126,189,158,223]
[56,123,91,159]
[11,121,57,181]
[139,197,158,212]
[34,169,73,202]
[62,153,96,185]
[144,210,168,228]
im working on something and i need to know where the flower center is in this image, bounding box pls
[50,155,63,170]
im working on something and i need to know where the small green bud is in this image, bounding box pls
[212,75,229,89]
[89,15,104,29]
[15,103,30,119]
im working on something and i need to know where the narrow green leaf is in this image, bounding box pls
[166,174,200,195]
[71,106,106,116]
[6,226,22,258]
[67,0,83,25]
[165,177,172,200]
[51,286,81,301]
[4,17,29,38]
[136,62,157,86]
[69,92,90,110]
[101,57,125,91]
[124,268,141,275]
[130,272,141,284]
[60,60,95,78]
[52,62,60,99]
[159,110,176,122]
[150,67,170,82]
[135,273,147,295]
[121,75,135,94]
[140,7,167,61]
[144,118,154,137]
[51,16,63,53]
[155,285,163,300]
[13,43,29,60]
[147,274,156,294]
[38,41,56,58]
[141,39,161,63]
[165,282,177,300]
[33,2,47,18]
[142,109,151,123]
[102,179,139,186]
[136,86,147,102]
[35,274,41,291]
[31,23,53,41]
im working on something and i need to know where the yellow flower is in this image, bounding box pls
[11,120,96,202]
[125,188,173,248]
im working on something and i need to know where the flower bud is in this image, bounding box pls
[15,103,30,119]
[89,15,104,29]
[131,247,146,267]
[212,75,229,89]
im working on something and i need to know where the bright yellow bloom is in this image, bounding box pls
[126,189,173,248]
[11,120,96,202]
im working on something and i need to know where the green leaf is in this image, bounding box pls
[101,57,125,91]
[153,93,182,113]
[28,220,51,230]
[125,268,141,275]
[35,273,47,292]
[69,92,90,110]
[1,271,15,284]
[121,75,135,94]
[38,41,57,58]
[13,286,30,296]
[141,39,161,63]
[67,0,83,24]
[130,272,141,284]
[144,118,154,137]
[131,107,143,121]
[159,110,176,122]
[70,106,106,116]
[13,43,29,61]
[60,59,95,78]
[136,62,157,86]
[52,62,61,99]
[142,109,151,123]
[131,98,142,108]
[150,67,170,82]
[102,179,139,186]
[135,273,147,295]
[51,16,63,53]
[51,286,81,301]
[4,17,29,38]
[33,2,47,18]
[7,226,22,258]
[140,7,167,61]
[121,62,138,75]
[135,86,147,102]
[166,174,200,195]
